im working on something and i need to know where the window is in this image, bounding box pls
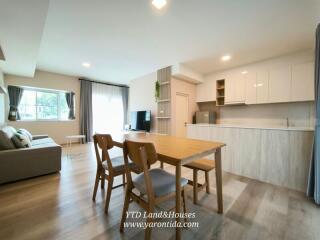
[18,88,70,121]
[92,83,124,134]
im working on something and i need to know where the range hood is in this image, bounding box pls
[0,45,5,60]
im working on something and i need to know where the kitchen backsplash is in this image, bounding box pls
[198,101,315,128]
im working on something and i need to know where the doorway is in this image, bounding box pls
[175,93,189,137]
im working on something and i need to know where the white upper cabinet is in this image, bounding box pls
[256,70,269,104]
[291,62,314,102]
[268,66,291,103]
[245,72,257,104]
[225,72,246,104]
[196,79,216,102]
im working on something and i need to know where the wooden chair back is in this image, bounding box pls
[123,140,158,200]
[93,134,114,172]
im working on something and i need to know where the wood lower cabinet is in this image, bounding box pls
[187,124,314,192]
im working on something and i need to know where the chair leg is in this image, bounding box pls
[145,207,155,240]
[122,173,126,188]
[120,188,131,232]
[101,171,106,189]
[193,169,198,204]
[205,171,210,194]
[160,161,164,169]
[104,177,114,214]
[92,169,100,201]
[182,189,187,223]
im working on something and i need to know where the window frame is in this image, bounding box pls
[17,86,73,122]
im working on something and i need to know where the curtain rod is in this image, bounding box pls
[79,78,129,88]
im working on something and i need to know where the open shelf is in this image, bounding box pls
[159,81,170,85]
[216,79,225,106]
[157,99,170,103]
[156,116,170,119]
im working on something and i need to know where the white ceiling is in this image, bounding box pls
[0,0,319,84]
[0,0,49,77]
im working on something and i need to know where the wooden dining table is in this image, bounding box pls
[112,132,225,240]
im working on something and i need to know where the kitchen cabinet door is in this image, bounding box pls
[225,73,245,104]
[268,66,291,103]
[291,62,314,102]
[196,79,216,102]
[245,72,257,104]
[224,74,235,104]
[256,70,269,104]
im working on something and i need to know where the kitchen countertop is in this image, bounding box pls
[187,123,314,132]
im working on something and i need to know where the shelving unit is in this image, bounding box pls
[157,67,172,135]
[157,99,170,103]
[216,79,225,106]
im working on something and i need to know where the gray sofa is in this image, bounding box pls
[0,127,61,184]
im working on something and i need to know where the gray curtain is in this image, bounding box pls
[80,80,93,143]
[307,23,320,205]
[65,92,75,119]
[7,86,24,121]
[121,87,129,128]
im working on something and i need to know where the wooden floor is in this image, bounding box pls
[0,143,319,240]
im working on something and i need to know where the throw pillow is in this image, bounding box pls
[0,130,16,150]
[11,132,32,148]
[2,126,17,139]
[17,129,33,141]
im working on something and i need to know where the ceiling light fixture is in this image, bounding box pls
[152,0,167,9]
[241,70,248,74]
[82,62,91,68]
[221,55,231,62]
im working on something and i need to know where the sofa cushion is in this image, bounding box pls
[11,132,32,148]
[31,137,55,146]
[0,130,15,150]
[17,129,33,141]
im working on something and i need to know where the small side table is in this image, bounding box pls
[65,135,86,159]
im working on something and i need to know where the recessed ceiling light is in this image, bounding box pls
[241,70,248,74]
[82,62,91,68]
[152,0,167,9]
[221,55,231,61]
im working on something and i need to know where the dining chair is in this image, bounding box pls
[120,140,188,240]
[184,158,215,204]
[92,134,140,214]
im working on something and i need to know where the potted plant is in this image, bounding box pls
[155,80,160,102]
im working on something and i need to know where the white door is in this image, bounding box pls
[175,94,189,137]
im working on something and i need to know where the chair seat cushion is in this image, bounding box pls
[184,159,215,171]
[102,156,137,172]
[133,168,188,197]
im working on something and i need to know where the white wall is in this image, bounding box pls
[0,68,4,125]
[171,77,199,135]
[129,72,157,132]
[200,49,315,128]
[4,70,80,144]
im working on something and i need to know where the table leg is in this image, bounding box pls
[175,163,182,240]
[215,148,223,214]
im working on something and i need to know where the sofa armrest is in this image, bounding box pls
[32,134,49,140]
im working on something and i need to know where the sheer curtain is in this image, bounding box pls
[92,83,124,134]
